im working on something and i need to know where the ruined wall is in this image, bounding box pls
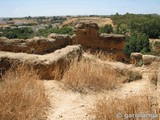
[0,45,81,79]
[0,34,71,54]
[73,22,128,61]
[0,23,128,61]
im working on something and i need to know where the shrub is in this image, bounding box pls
[52,26,74,35]
[2,28,34,39]
[36,26,74,37]
[99,24,113,34]
[124,32,150,55]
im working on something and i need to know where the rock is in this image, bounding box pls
[130,53,143,65]
[48,33,72,47]
[131,53,143,60]
[143,55,160,65]
[0,45,82,79]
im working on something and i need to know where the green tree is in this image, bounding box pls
[111,13,160,38]
[100,24,113,34]
[114,23,129,35]
[124,32,150,55]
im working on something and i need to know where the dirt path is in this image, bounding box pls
[44,62,154,120]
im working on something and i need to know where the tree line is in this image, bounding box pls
[0,26,74,39]
[99,13,160,55]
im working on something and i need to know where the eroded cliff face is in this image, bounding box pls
[73,22,128,61]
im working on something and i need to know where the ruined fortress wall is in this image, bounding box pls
[0,34,71,54]
[73,22,128,61]
[0,23,128,61]
[0,45,81,79]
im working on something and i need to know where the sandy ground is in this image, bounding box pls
[44,60,155,120]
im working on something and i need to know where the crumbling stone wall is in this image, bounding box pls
[73,22,128,61]
[0,45,81,79]
[0,34,71,54]
[0,22,128,61]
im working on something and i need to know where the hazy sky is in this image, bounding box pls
[0,0,160,17]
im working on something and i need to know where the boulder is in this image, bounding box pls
[130,53,143,65]
[143,55,160,65]
[0,45,82,79]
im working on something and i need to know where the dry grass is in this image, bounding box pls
[0,65,49,120]
[149,62,160,86]
[90,94,159,120]
[85,49,116,61]
[62,59,125,93]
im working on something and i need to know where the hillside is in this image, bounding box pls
[61,17,114,27]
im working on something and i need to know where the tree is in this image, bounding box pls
[100,24,113,34]
[111,13,160,38]
[114,23,129,35]
[124,32,150,55]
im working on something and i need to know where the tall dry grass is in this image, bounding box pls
[62,59,125,93]
[85,49,116,61]
[90,94,159,120]
[0,65,49,120]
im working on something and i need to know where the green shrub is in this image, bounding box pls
[2,28,34,39]
[52,26,74,35]
[36,26,74,37]
[99,24,113,34]
[124,32,150,55]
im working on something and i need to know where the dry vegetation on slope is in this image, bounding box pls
[90,94,159,120]
[0,65,49,120]
[62,59,123,93]
[61,52,142,93]
[61,17,113,27]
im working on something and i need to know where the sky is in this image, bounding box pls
[0,0,160,17]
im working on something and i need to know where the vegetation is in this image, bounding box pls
[99,24,113,34]
[61,54,141,93]
[111,13,160,38]
[0,65,49,120]
[124,32,150,55]
[36,26,74,37]
[0,26,74,39]
[127,71,142,82]
[90,94,159,120]
[62,59,122,93]
[1,28,34,39]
